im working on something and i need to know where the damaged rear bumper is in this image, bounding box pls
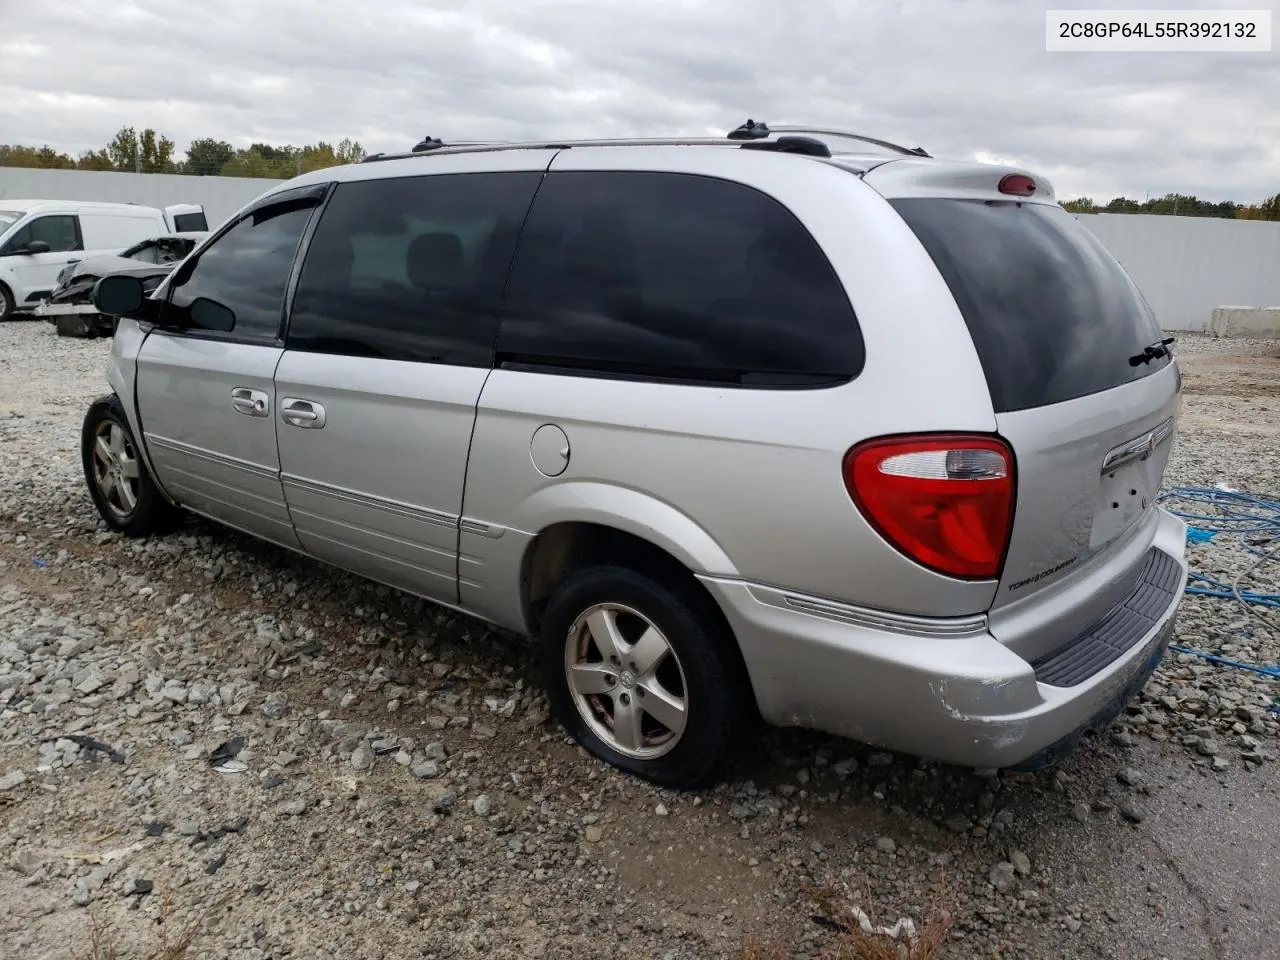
[698,508,1188,770]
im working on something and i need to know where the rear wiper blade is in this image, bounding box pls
[1129,336,1175,366]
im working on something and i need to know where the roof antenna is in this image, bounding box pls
[412,135,445,152]
[727,119,770,141]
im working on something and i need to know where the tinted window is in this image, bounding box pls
[497,172,862,386]
[173,212,208,232]
[288,172,542,366]
[3,215,81,253]
[163,200,315,340]
[890,198,1169,412]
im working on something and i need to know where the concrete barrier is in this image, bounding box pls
[1207,306,1280,339]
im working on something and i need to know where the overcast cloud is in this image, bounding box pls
[0,0,1276,202]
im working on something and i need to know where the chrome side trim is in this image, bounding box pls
[280,473,456,529]
[699,576,990,638]
[145,434,279,482]
[459,518,507,539]
[1101,417,1175,473]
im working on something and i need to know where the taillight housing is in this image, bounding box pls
[842,434,1016,580]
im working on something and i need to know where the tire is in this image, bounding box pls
[0,283,13,322]
[81,394,180,537]
[541,564,752,789]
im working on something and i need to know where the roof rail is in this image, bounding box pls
[356,118,925,165]
[355,134,838,164]
[729,119,929,157]
[767,124,931,157]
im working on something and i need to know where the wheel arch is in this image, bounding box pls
[518,519,759,714]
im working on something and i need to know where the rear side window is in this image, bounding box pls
[497,171,863,386]
[288,172,542,366]
[890,198,1169,412]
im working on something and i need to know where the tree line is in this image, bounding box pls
[1060,192,1280,221]
[0,126,365,179]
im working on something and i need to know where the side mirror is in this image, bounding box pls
[25,240,51,254]
[93,274,147,318]
[189,297,235,332]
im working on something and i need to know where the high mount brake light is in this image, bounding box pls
[843,435,1016,580]
[998,174,1036,197]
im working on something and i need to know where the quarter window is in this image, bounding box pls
[497,171,864,386]
[162,199,316,340]
[287,172,542,366]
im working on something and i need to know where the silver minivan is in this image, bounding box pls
[84,124,1187,788]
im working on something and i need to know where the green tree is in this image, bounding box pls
[2,130,366,178]
[182,138,235,176]
[0,143,78,168]
[297,138,367,173]
[76,149,114,171]
[220,144,297,178]
[104,126,176,173]
[1104,196,1142,214]
[1237,193,1280,221]
[1060,197,1096,214]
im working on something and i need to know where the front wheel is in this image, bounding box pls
[81,395,180,537]
[541,565,751,789]
[0,283,13,322]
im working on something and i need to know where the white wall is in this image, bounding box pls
[0,167,280,232]
[1076,213,1280,333]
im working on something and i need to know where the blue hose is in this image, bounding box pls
[1154,485,1279,710]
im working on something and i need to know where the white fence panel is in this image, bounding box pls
[0,168,281,231]
[1076,213,1280,332]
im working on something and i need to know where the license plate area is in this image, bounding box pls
[1090,450,1161,549]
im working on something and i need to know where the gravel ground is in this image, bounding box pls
[1,321,1277,960]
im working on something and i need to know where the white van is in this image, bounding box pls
[0,200,208,321]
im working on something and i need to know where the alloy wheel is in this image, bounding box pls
[564,602,689,760]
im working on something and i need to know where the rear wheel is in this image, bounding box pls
[0,283,13,322]
[81,395,180,537]
[541,565,750,789]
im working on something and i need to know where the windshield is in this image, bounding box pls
[0,211,23,229]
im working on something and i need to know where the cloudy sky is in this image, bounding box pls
[1,0,1276,203]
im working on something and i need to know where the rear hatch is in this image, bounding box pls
[865,160,1180,649]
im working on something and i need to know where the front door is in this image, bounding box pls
[135,187,326,549]
[274,161,545,604]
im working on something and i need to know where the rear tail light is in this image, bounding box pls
[843,434,1015,580]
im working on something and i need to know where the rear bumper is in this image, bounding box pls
[700,507,1187,769]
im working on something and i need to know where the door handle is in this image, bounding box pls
[67,259,81,265]
[231,387,269,418]
[281,397,326,429]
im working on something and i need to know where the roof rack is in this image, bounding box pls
[729,119,930,157]
[360,135,832,163]
[357,120,924,164]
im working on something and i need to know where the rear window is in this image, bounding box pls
[173,212,208,232]
[890,198,1170,412]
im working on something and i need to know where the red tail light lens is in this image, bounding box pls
[843,435,1015,580]
[998,174,1036,196]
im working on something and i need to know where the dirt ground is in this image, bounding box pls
[1,324,1278,960]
